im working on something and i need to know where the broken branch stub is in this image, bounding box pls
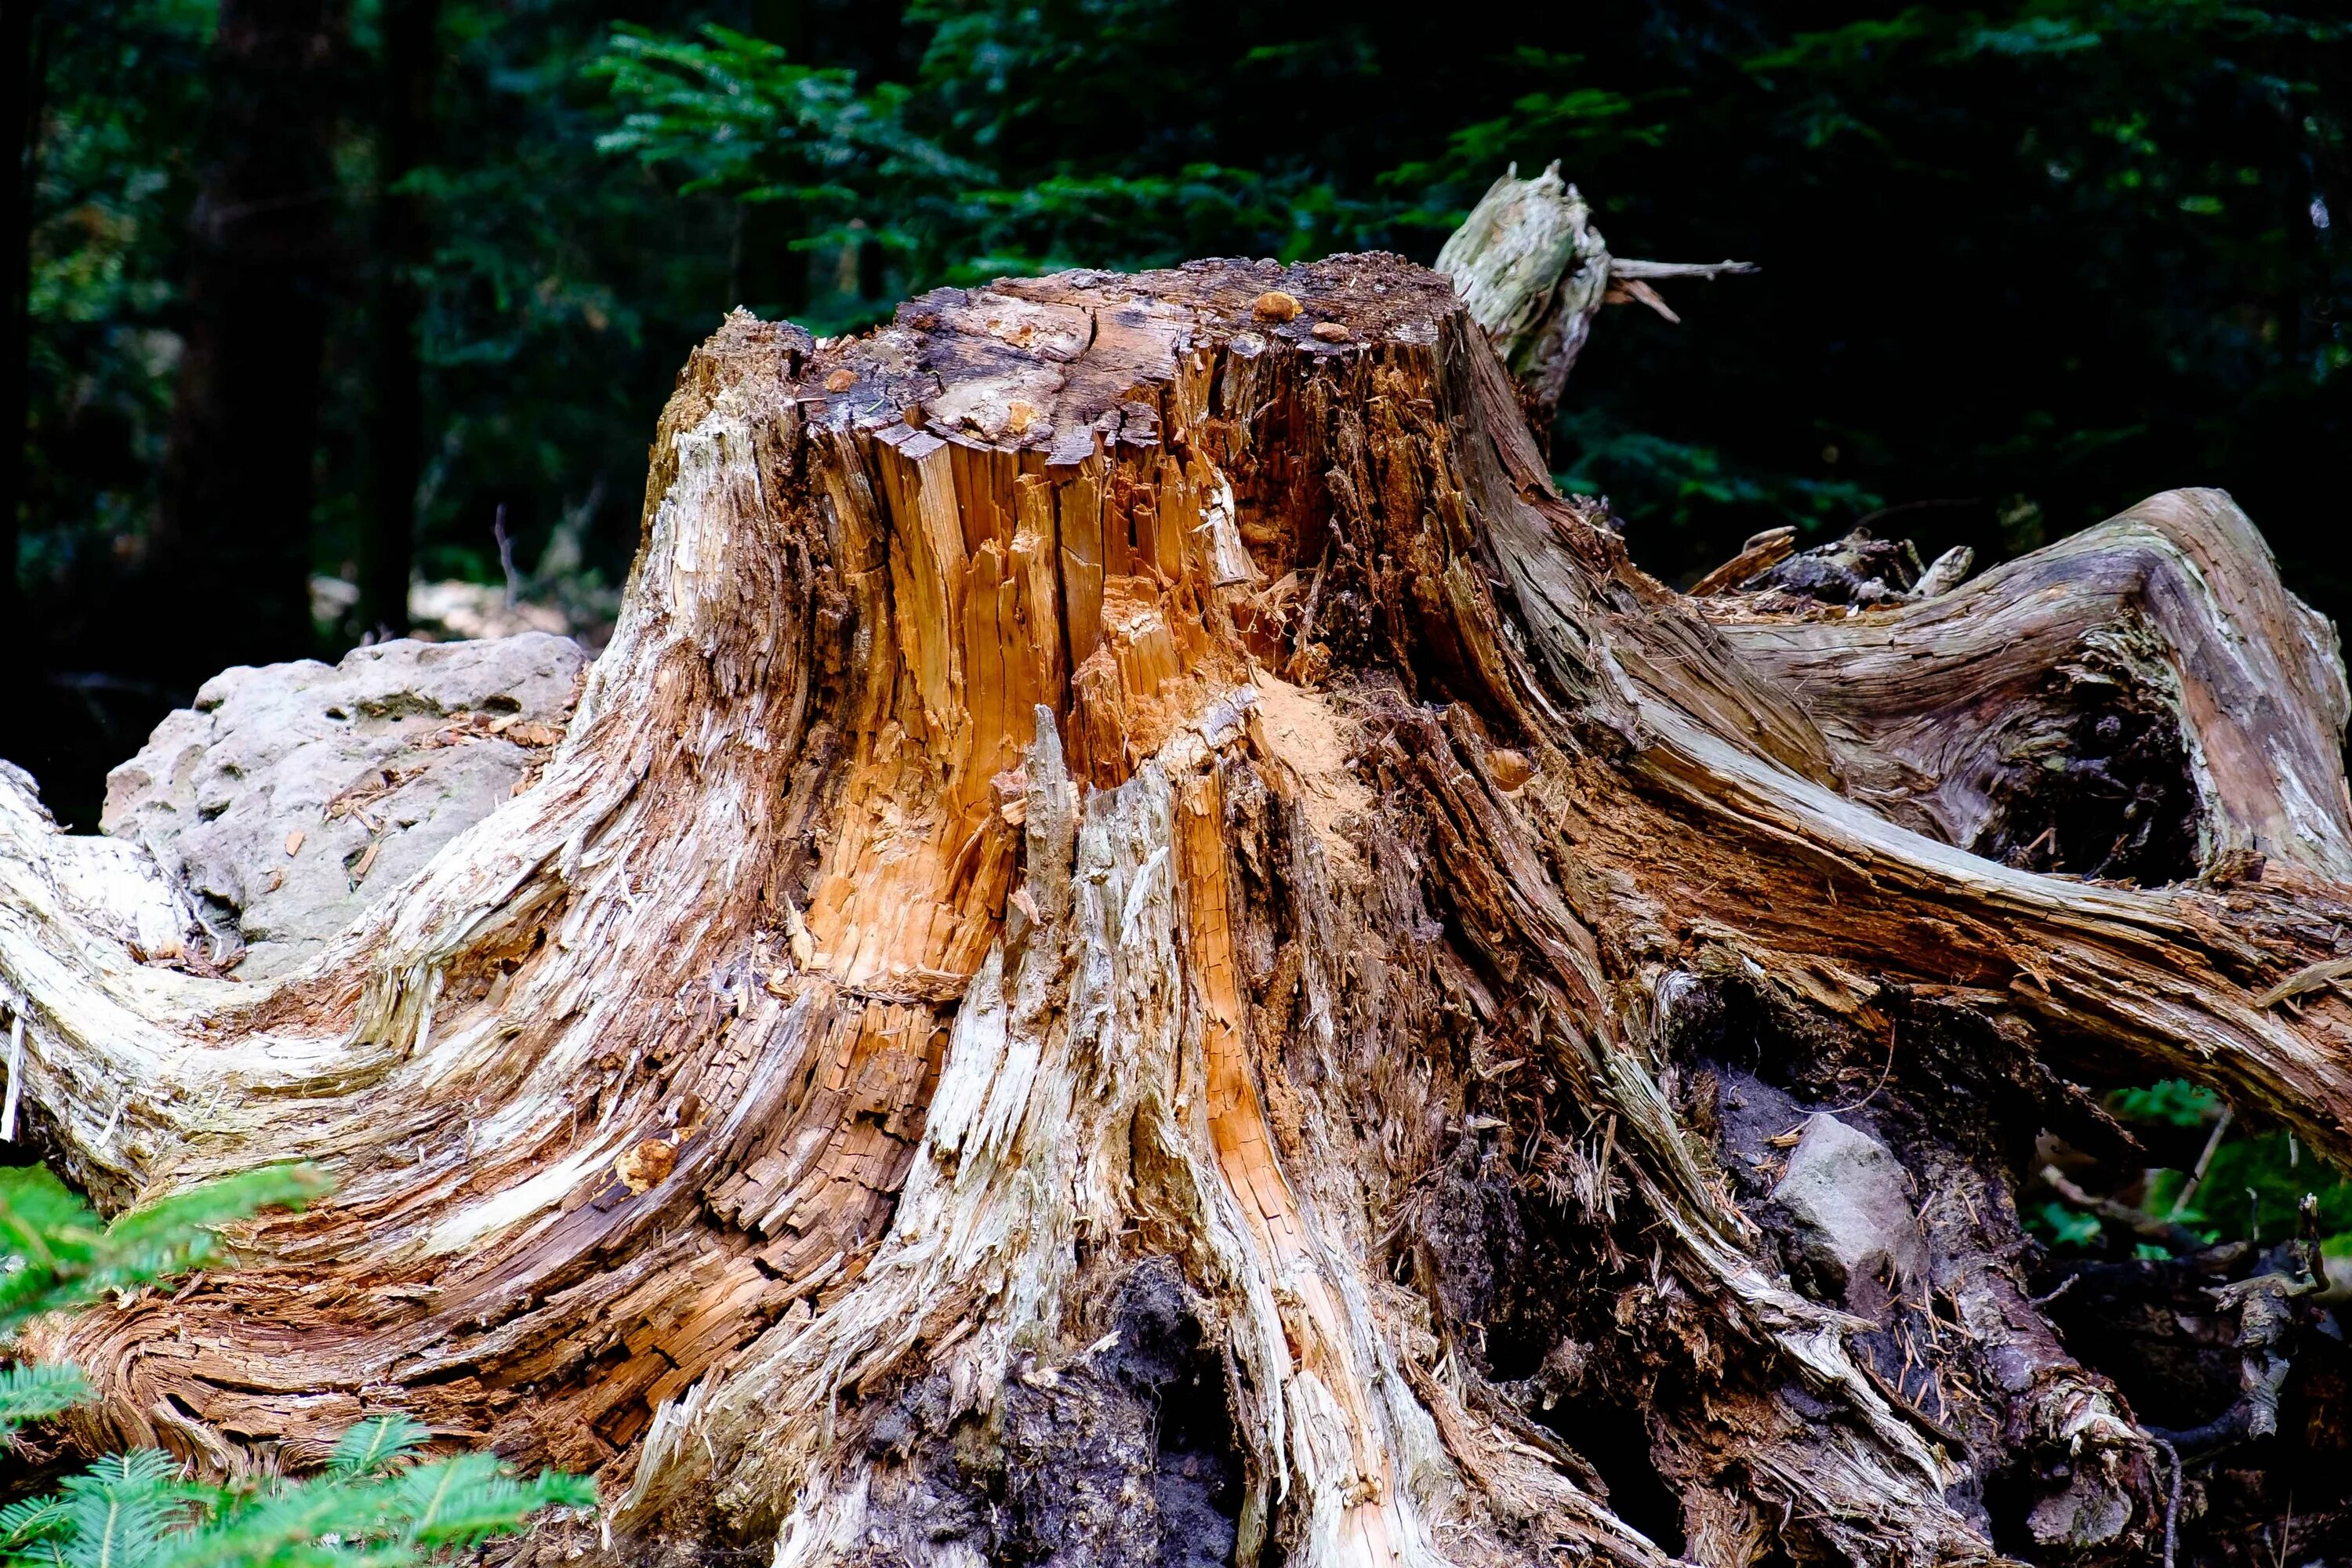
[1437,162,1755,420]
[0,247,2348,1568]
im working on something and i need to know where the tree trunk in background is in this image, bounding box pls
[0,0,43,644]
[154,0,343,673]
[8,253,2352,1568]
[358,0,437,640]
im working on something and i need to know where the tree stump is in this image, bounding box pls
[6,251,2352,1568]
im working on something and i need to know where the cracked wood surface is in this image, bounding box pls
[2,250,2350,1567]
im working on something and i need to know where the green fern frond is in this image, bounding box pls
[388,1454,593,1552]
[55,1450,201,1568]
[0,1164,328,1345]
[0,1490,72,1555]
[320,1415,426,1483]
[2,1422,590,1568]
[0,1362,92,1430]
[146,1477,379,1568]
[85,1167,332,1301]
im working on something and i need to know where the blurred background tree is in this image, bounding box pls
[5,0,2347,836]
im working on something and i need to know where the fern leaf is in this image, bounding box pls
[0,1490,71,1553]
[56,1450,201,1568]
[0,1167,103,1342]
[0,1164,329,1346]
[324,1415,426,1480]
[0,1362,92,1431]
[143,1477,387,1568]
[88,1167,330,1299]
[390,1454,591,1551]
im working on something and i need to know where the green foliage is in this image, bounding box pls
[591,24,981,205]
[0,1413,591,1568]
[2034,1080,2352,1252]
[2108,1078,2223,1128]
[584,15,1382,330]
[0,1364,94,1430]
[1381,48,1664,207]
[2153,1127,2352,1243]
[1553,406,1883,533]
[2037,1200,2103,1249]
[0,1163,329,1342]
[388,0,739,590]
[20,0,214,590]
[0,1168,589,1567]
[583,9,1671,332]
[0,1160,326,1451]
[568,0,2348,599]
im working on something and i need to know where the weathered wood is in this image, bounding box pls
[1438,162,1755,419]
[3,249,2349,1568]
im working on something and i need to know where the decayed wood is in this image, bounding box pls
[1438,163,1755,419]
[2,246,2350,1568]
[1686,528,1795,597]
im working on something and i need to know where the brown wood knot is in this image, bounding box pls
[1253,290,1301,322]
[1310,321,1350,343]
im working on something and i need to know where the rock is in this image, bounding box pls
[1771,1112,1928,1312]
[102,634,587,980]
[2026,1459,2136,1553]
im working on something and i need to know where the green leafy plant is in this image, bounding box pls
[0,1163,329,1341]
[0,1412,590,1568]
[2031,1079,2352,1253]
[0,1161,332,1413]
[0,1165,592,1566]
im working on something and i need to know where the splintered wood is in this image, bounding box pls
[797,350,1246,1000]
[8,248,2352,1568]
[1179,768,1416,1565]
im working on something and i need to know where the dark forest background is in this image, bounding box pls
[5,0,2347,829]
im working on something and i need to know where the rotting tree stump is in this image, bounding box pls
[7,249,2352,1568]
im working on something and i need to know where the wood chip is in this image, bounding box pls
[615,1138,678,1193]
[1689,527,1797,597]
[1604,276,1681,323]
[2254,953,2352,1007]
[1310,321,1349,342]
[350,841,379,884]
[823,368,857,392]
[1485,747,1534,791]
[285,829,304,857]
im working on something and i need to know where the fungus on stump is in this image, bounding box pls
[5,250,2352,1568]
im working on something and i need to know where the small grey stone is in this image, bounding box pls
[103,633,587,980]
[1771,1112,1928,1312]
